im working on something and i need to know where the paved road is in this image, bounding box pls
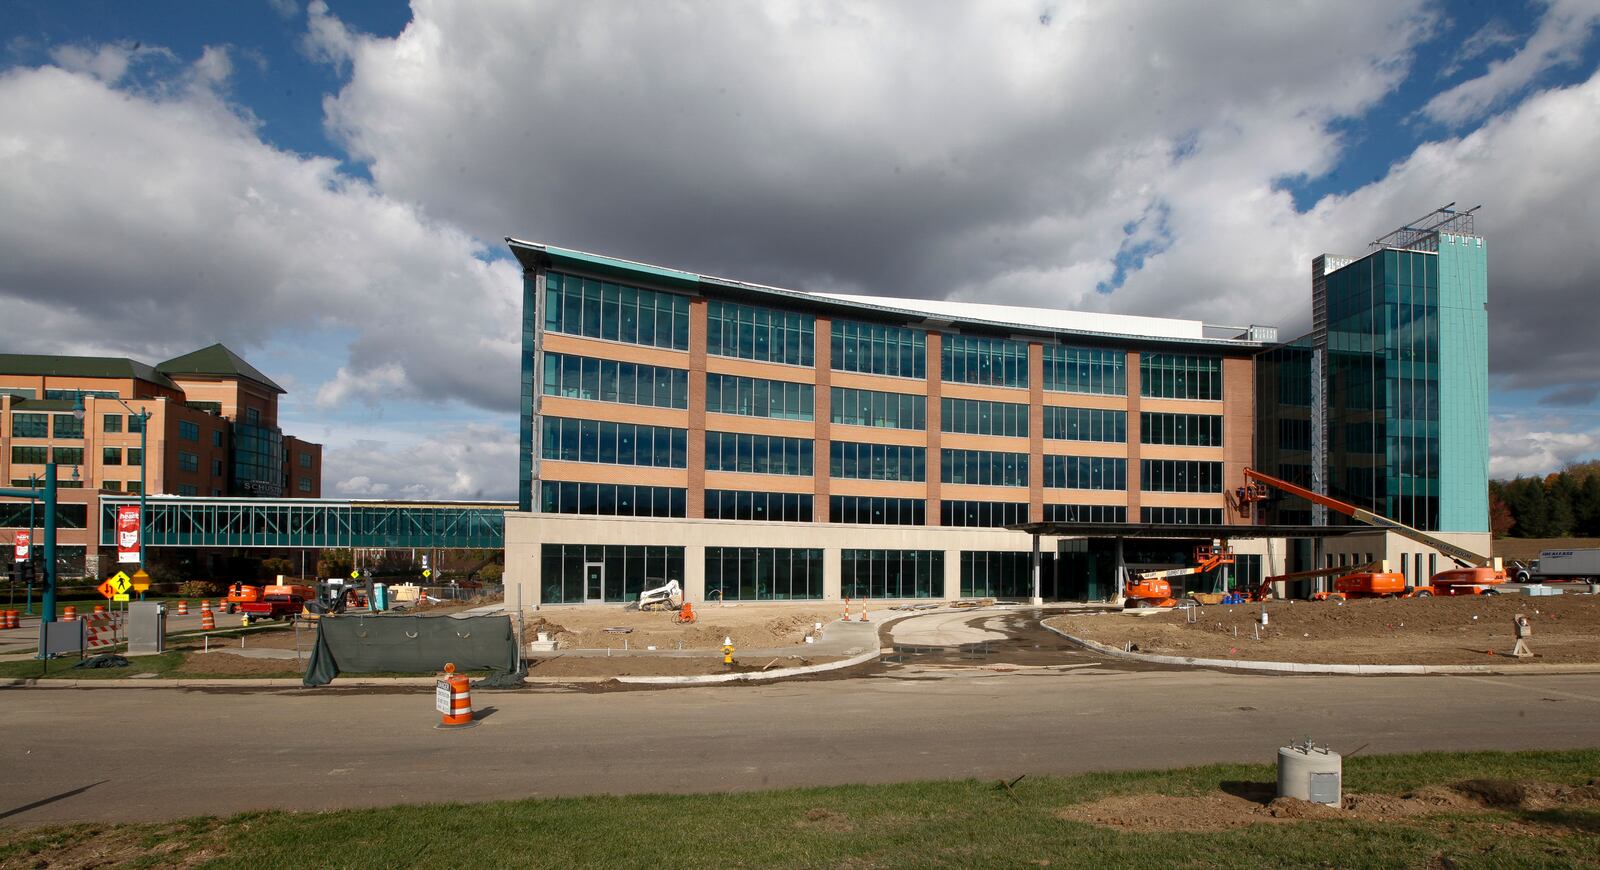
[5,661,1599,826]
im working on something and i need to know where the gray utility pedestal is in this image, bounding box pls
[128,601,167,656]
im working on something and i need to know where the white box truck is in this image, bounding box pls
[1514,549,1600,582]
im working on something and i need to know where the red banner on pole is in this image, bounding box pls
[116,506,141,564]
[12,531,26,561]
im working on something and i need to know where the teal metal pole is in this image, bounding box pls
[138,411,148,598]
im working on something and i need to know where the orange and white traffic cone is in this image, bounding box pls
[200,607,216,631]
[842,597,850,622]
[177,600,189,615]
[858,600,870,622]
[436,663,477,729]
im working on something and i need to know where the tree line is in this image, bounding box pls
[1490,460,1600,539]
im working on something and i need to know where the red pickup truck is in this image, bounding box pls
[239,584,315,624]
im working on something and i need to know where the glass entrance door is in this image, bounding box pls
[584,562,604,603]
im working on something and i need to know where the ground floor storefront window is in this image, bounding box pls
[841,549,943,599]
[539,544,684,604]
[705,547,823,600]
[960,550,1033,598]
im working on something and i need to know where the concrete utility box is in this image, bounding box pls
[127,602,167,656]
[1278,740,1342,806]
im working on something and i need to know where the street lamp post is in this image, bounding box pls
[73,394,150,594]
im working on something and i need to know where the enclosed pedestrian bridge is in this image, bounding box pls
[98,496,513,550]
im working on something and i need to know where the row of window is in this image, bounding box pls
[543,272,691,350]
[539,481,687,517]
[830,495,926,526]
[832,320,926,379]
[941,397,1028,438]
[540,417,688,468]
[1141,412,1223,447]
[1043,455,1127,490]
[705,432,814,476]
[941,335,1029,388]
[707,373,813,420]
[1044,346,1125,395]
[543,352,690,409]
[1044,503,1128,523]
[842,550,943,599]
[941,500,1028,528]
[1139,459,1224,493]
[830,441,926,481]
[1045,407,1125,442]
[539,544,1146,604]
[10,413,80,439]
[941,448,1028,487]
[704,489,814,522]
[1141,353,1223,400]
[1140,507,1224,524]
[10,446,103,466]
[833,387,924,430]
[705,547,825,601]
[706,300,816,367]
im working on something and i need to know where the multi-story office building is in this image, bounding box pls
[504,241,1284,606]
[0,343,321,576]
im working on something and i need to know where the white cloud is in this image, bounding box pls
[0,50,522,414]
[47,42,173,84]
[1490,412,1600,478]
[1421,0,1600,126]
[325,422,519,500]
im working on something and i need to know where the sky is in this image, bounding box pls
[3,0,1600,499]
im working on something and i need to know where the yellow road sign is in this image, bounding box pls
[422,569,432,579]
[106,571,133,595]
[130,569,151,592]
[113,593,130,602]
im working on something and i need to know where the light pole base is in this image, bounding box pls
[1030,596,1044,606]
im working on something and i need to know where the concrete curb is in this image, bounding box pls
[1040,622,1600,676]
[615,648,880,685]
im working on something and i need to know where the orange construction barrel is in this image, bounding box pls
[435,663,477,729]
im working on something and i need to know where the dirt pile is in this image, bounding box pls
[523,604,836,651]
[1047,593,1600,665]
[1056,779,1600,832]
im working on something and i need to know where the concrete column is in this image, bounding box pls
[684,545,706,602]
[1030,532,1043,605]
[943,547,960,600]
[822,546,842,601]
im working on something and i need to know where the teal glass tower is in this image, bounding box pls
[1260,206,1488,534]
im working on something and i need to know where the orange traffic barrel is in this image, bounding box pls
[3,610,16,629]
[200,608,216,630]
[177,600,189,615]
[201,599,212,612]
[436,663,477,729]
[94,605,107,617]
[63,605,77,622]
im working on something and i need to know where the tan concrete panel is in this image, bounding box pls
[1042,493,1130,506]
[939,382,1031,403]
[703,471,816,494]
[705,414,816,439]
[539,396,690,428]
[828,371,930,394]
[539,461,689,488]
[543,333,691,369]
[828,479,930,499]
[1139,444,1226,461]
[1140,397,1227,414]
[1042,440,1131,459]
[1041,393,1129,410]
[705,356,817,384]
[939,432,1030,452]
[939,483,1031,502]
[828,424,931,447]
[1141,493,1228,508]
[687,299,709,518]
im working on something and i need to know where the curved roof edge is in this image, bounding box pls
[507,238,1275,349]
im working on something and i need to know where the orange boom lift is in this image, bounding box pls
[1235,468,1506,597]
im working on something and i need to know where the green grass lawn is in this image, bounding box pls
[1,749,1596,868]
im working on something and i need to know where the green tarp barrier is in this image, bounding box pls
[303,613,522,687]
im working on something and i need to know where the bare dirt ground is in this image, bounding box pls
[1057,778,1600,832]
[524,653,844,678]
[523,603,839,651]
[174,651,301,677]
[1046,593,1600,665]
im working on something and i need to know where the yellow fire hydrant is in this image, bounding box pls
[722,636,735,667]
